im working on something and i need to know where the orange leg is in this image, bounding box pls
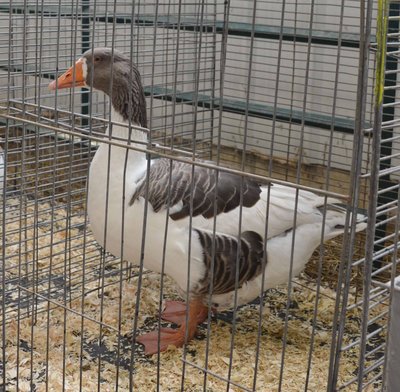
[137,298,207,355]
[161,300,209,325]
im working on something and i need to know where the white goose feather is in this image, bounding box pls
[87,110,366,310]
[50,48,367,353]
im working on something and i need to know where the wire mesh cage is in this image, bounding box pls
[0,0,399,391]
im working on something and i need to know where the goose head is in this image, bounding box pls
[49,47,147,127]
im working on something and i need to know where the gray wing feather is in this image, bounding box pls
[194,230,265,296]
[130,159,262,220]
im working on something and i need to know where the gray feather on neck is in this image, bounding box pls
[83,48,148,128]
[110,66,148,128]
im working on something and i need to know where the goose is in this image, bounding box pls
[49,48,367,355]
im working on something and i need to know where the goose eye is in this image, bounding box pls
[94,56,101,63]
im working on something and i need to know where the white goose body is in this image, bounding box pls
[87,110,207,293]
[87,111,364,309]
[51,48,367,353]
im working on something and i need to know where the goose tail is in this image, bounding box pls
[320,203,367,240]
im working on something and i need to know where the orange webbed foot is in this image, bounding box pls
[161,300,209,326]
[136,327,188,355]
[137,299,209,355]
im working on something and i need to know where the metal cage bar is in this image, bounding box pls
[0,1,398,391]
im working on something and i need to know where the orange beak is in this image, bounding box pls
[49,58,86,90]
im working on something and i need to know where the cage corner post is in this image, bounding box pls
[374,1,400,269]
[385,277,400,392]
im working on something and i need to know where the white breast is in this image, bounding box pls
[87,113,205,294]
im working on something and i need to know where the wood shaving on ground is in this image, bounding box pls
[1,196,387,391]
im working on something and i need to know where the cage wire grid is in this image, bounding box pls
[0,0,399,391]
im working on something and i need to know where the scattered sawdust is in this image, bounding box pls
[1,195,387,391]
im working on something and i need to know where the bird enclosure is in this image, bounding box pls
[0,0,400,391]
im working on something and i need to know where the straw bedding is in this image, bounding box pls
[1,195,385,391]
